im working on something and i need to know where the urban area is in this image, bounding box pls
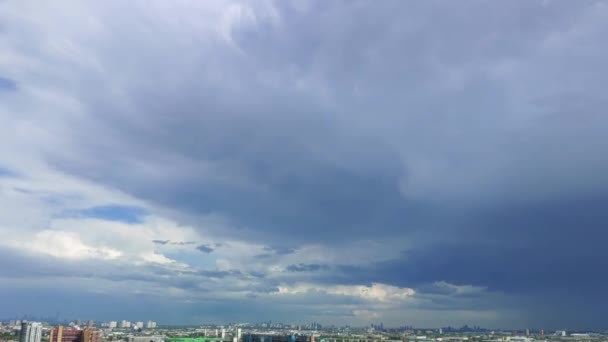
[1,319,606,342]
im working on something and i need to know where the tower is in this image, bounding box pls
[20,322,42,342]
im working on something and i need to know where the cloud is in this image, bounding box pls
[263,246,297,255]
[0,77,17,92]
[0,0,607,329]
[286,263,328,272]
[69,205,147,224]
[196,244,215,253]
[277,283,415,303]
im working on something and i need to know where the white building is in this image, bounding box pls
[555,330,566,337]
[121,320,131,328]
[128,336,164,342]
[109,321,117,328]
[237,328,242,340]
[20,322,42,342]
[136,322,144,329]
[221,329,226,339]
[146,321,157,329]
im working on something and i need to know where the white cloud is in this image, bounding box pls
[277,283,415,303]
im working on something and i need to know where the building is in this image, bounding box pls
[20,322,42,342]
[146,321,156,329]
[244,335,313,342]
[555,330,566,337]
[120,321,131,329]
[87,321,94,328]
[221,329,226,339]
[127,336,163,342]
[109,322,117,329]
[237,329,242,340]
[49,327,99,342]
[135,322,144,329]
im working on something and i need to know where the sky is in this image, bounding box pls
[1,0,608,330]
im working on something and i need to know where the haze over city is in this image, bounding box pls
[1,0,607,331]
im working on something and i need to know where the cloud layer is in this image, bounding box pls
[1,0,608,330]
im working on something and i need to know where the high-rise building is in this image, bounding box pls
[135,322,144,329]
[120,321,131,329]
[20,322,42,342]
[146,321,156,329]
[237,329,242,340]
[49,327,98,342]
[87,321,94,328]
[109,322,117,329]
[525,329,529,336]
[221,329,226,339]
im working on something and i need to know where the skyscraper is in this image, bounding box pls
[20,322,42,342]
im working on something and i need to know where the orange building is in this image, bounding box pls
[49,327,98,342]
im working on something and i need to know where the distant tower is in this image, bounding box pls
[540,329,544,336]
[525,329,529,336]
[20,322,42,342]
[221,329,226,339]
[237,329,242,340]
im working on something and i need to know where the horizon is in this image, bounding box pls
[1,0,608,331]
[0,318,591,334]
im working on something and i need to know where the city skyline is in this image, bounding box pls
[1,318,593,334]
[1,0,608,330]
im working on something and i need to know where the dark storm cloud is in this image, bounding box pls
[41,0,608,247]
[196,244,214,253]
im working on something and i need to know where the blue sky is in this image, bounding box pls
[1,0,608,330]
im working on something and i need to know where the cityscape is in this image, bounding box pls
[2,0,608,337]
[2,319,606,342]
